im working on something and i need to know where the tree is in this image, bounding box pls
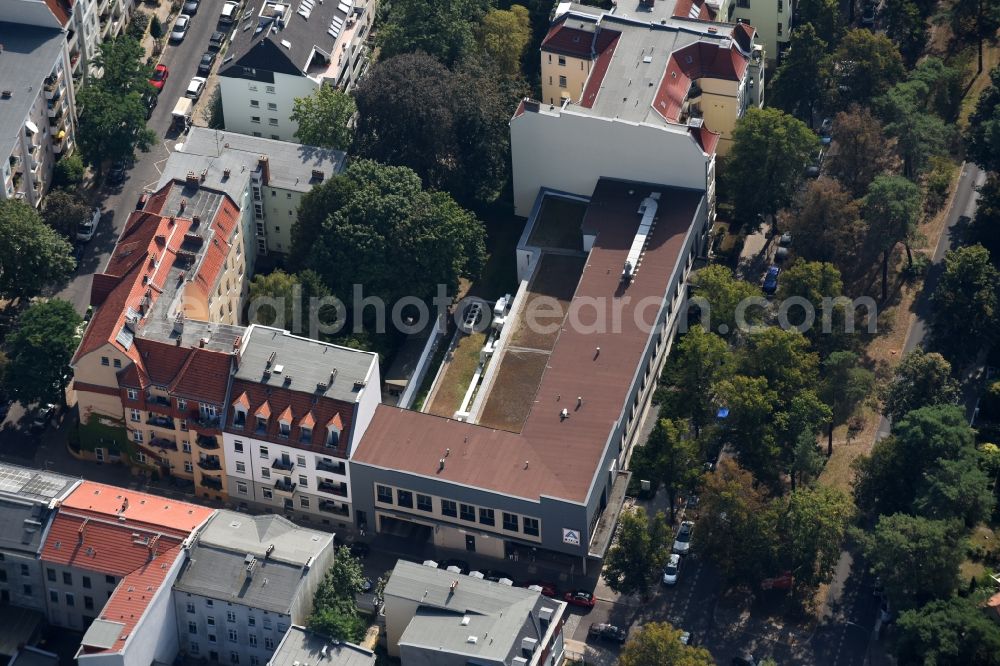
[309,597,366,643]
[881,350,959,423]
[972,173,1000,257]
[768,24,830,120]
[90,37,151,96]
[882,0,927,64]
[602,507,670,598]
[784,181,868,282]
[207,87,224,130]
[931,244,999,359]
[290,86,356,150]
[833,30,905,107]
[4,299,82,405]
[126,10,150,40]
[862,514,964,609]
[690,264,763,337]
[0,200,75,301]
[967,66,1000,173]
[740,328,819,400]
[477,5,531,78]
[796,0,844,47]
[715,376,780,484]
[728,107,818,224]
[292,160,485,314]
[376,0,490,67]
[774,391,832,487]
[248,269,335,336]
[791,431,826,487]
[656,326,732,435]
[896,597,1000,665]
[308,548,367,642]
[321,547,368,599]
[617,622,715,666]
[824,106,894,197]
[878,80,954,178]
[910,57,964,122]
[637,419,704,521]
[696,459,778,585]
[41,189,91,239]
[863,174,923,299]
[777,259,843,304]
[820,351,874,454]
[52,154,85,190]
[150,15,163,39]
[777,486,854,589]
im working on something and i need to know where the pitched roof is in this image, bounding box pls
[56,480,214,534]
[540,16,598,58]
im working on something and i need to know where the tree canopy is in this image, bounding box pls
[0,200,75,301]
[630,418,704,520]
[824,106,894,197]
[4,299,82,405]
[881,350,959,423]
[476,5,531,78]
[602,507,671,598]
[864,173,923,298]
[617,622,715,666]
[308,547,367,642]
[247,269,336,336]
[967,66,1000,172]
[376,0,490,67]
[290,86,356,150]
[784,180,868,282]
[931,244,998,358]
[691,264,763,337]
[896,597,1000,665]
[768,24,829,120]
[656,325,732,435]
[775,485,854,589]
[42,190,91,239]
[833,30,906,107]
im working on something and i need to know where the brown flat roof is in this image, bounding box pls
[354,180,704,503]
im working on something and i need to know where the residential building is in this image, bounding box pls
[223,325,380,530]
[0,463,79,612]
[172,510,335,666]
[538,4,764,157]
[350,178,708,571]
[38,481,213,666]
[269,626,375,666]
[0,18,77,207]
[217,0,377,142]
[178,127,346,256]
[382,561,566,665]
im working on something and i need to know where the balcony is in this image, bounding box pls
[319,501,349,516]
[146,414,175,430]
[274,479,297,494]
[318,481,348,497]
[316,459,346,475]
[195,414,221,430]
[150,436,177,451]
[197,457,222,471]
[196,434,219,449]
[147,394,171,408]
[200,476,223,491]
[45,78,62,99]
[272,457,294,472]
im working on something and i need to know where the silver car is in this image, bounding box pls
[673,520,693,555]
[170,14,191,42]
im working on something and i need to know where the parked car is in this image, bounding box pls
[361,577,373,593]
[480,569,513,583]
[673,520,694,555]
[521,580,559,597]
[143,91,158,119]
[439,559,470,574]
[209,31,226,50]
[197,51,216,76]
[107,158,129,186]
[170,14,191,42]
[76,207,102,242]
[861,2,877,26]
[136,191,151,210]
[73,243,85,264]
[779,232,793,247]
[679,630,692,645]
[185,76,207,100]
[30,404,56,433]
[588,623,627,644]
[219,1,240,24]
[183,0,200,13]
[149,63,169,91]
[762,265,781,295]
[564,590,596,608]
[662,553,681,585]
[818,117,833,145]
[805,147,825,178]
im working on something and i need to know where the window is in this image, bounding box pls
[251,116,261,124]
[227,611,236,623]
[262,488,273,500]
[261,468,271,480]
[130,409,141,422]
[184,461,193,473]
[83,576,92,589]
[101,356,109,366]
[106,575,116,585]
[20,564,29,577]
[416,494,432,512]
[265,85,275,94]
[47,568,56,582]
[259,446,269,459]
[277,623,286,633]
[190,642,200,656]
[234,441,244,453]
[268,118,278,126]
[264,637,274,650]
[460,504,475,522]
[178,398,187,411]
[263,618,272,631]
[63,572,72,585]
[237,482,248,495]
[559,75,567,88]
[267,102,277,111]
[298,475,308,488]
[180,419,188,432]
[22,585,31,596]
[479,508,495,526]
[252,132,262,137]
[523,517,540,536]
[49,590,59,603]
[65,593,75,607]
[441,499,457,517]
[0,570,7,582]
[133,431,143,443]
[777,22,783,35]
[207,616,216,626]
[84,596,94,610]
[183,442,192,453]
[250,657,259,666]
[248,616,255,627]
[250,100,260,108]
[558,55,566,66]
[114,359,122,368]
[737,0,750,6]
[299,496,310,509]
[127,388,138,400]
[228,629,238,642]
[230,651,239,664]
[296,454,306,468]
[270,135,280,140]
[208,634,217,644]
[301,427,313,443]
[248,633,257,648]
[137,451,147,464]
[376,485,393,504]
[503,513,518,532]
[279,422,290,438]
[396,489,413,508]
[236,462,246,474]
[187,603,196,614]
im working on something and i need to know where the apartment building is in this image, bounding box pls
[217,0,376,142]
[222,325,380,530]
[351,178,708,571]
[0,463,79,613]
[178,127,346,256]
[0,18,77,207]
[269,626,375,666]
[38,481,213,666]
[172,510,335,666]
[383,561,567,665]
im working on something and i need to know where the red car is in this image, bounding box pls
[149,64,169,91]
[564,590,596,608]
[522,580,559,598]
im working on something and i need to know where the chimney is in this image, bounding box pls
[523,98,540,113]
[200,169,208,182]
[179,198,187,213]
[258,155,270,185]
[311,169,324,182]
[223,168,231,179]
[185,171,199,187]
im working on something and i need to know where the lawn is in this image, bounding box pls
[425,331,487,418]
[478,349,549,432]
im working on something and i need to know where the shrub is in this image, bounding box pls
[52,153,84,189]
[923,156,955,212]
[127,11,150,40]
[150,15,163,38]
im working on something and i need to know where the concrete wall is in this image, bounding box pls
[220,72,317,143]
[174,592,291,662]
[540,53,591,106]
[261,185,302,254]
[0,550,47,611]
[509,107,710,217]
[42,562,120,630]
[348,364,381,456]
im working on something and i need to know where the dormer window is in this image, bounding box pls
[326,414,342,448]
[255,401,271,434]
[277,406,292,438]
[300,427,312,443]
[232,392,249,428]
[256,416,267,433]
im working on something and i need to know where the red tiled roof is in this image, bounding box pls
[300,412,315,428]
[579,30,621,109]
[233,392,250,409]
[169,347,233,404]
[43,0,72,26]
[672,0,716,20]
[652,42,748,125]
[355,180,704,502]
[327,413,342,430]
[541,21,595,58]
[57,481,213,533]
[690,124,721,153]
[733,22,756,53]
[256,401,271,418]
[277,406,292,423]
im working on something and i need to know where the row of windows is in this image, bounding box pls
[250,132,282,140]
[45,569,115,587]
[189,644,266,664]
[375,486,540,536]
[186,614,285,635]
[231,442,346,474]
[248,100,278,111]
[49,590,96,610]
[250,117,281,126]
[247,84,276,94]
